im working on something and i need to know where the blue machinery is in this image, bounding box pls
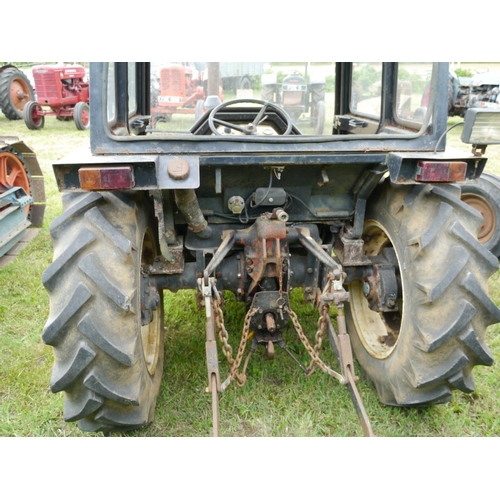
[0,186,33,257]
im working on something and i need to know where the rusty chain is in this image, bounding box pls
[305,274,335,374]
[213,296,257,387]
[213,298,234,362]
[206,275,373,436]
[308,304,329,374]
[286,303,345,383]
[211,269,346,387]
[286,305,326,374]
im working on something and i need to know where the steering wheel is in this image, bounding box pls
[208,98,294,136]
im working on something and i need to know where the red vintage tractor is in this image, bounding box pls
[150,63,206,126]
[150,63,225,127]
[23,64,90,131]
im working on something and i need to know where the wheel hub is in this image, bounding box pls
[461,193,496,244]
[0,151,30,215]
[10,78,31,110]
[350,220,403,359]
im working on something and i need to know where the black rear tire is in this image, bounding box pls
[346,181,500,406]
[310,83,325,104]
[261,84,277,103]
[0,67,35,120]
[460,172,500,258]
[238,76,252,90]
[42,192,164,432]
[312,100,325,134]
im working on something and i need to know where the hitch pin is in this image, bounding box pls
[202,282,212,317]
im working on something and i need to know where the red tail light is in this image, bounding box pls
[79,166,135,190]
[415,161,467,182]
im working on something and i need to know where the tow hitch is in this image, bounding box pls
[198,212,375,437]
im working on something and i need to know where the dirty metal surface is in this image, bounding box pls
[0,228,39,268]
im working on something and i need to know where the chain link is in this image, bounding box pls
[286,304,331,375]
[308,304,329,374]
[212,277,343,386]
[213,296,257,387]
[213,298,234,362]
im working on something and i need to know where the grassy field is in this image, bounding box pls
[1,108,500,440]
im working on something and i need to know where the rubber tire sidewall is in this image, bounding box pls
[0,67,35,120]
[74,101,90,130]
[23,101,44,130]
[43,192,164,431]
[346,181,498,406]
[460,172,500,258]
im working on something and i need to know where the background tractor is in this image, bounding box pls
[449,70,500,117]
[150,63,206,126]
[150,63,226,126]
[23,64,89,131]
[0,65,35,120]
[261,65,326,134]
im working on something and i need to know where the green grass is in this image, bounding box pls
[1,110,500,438]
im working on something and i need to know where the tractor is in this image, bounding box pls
[449,70,500,117]
[261,65,326,134]
[150,63,225,127]
[150,63,206,126]
[42,62,500,436]
[23,64,90,131]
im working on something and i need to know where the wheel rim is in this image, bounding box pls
[29,103,44,128]
[461,193,496,244]
[0,151,30,214]
[141,227,162,376]
[349,220,403,359]
[82,107,89,127]
[79,104,90,128]
[10,76,31,113]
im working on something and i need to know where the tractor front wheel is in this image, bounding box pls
[346,181,500,406]
[23,101,44,130]
[74,102,90,130]
[42,192,164,432]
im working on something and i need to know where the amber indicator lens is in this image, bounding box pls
[415,161,467,182]
[79,166,135,190]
